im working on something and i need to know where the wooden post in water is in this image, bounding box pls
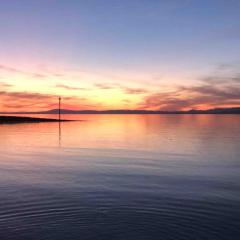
[58,97,61,122]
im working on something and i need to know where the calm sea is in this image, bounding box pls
[0,114,239,240]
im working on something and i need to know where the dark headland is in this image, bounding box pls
[0,116,72,124]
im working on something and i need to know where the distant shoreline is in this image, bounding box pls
[1,107,240,115]
[1,113,240,115]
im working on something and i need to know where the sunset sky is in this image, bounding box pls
[0,0,240,112]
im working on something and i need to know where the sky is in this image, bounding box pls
[0,0,240,112]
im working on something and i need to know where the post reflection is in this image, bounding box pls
[58,121,62,148]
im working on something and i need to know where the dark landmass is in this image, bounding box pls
[0,116,72,124]
[1,107,240,115]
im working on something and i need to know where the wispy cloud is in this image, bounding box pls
[0,82,13,89]
[0,89,92,111]
[0,64,25,74]
[0,91,57,111]
[33,73,47,79]
[94,82,148,94]
[123,87,148,94]
[56,84,86,90]
[0,91,55,100]
[94,83,114,89]
[0,64,48,79]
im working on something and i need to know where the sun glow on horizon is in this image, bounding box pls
[0,61,240,112]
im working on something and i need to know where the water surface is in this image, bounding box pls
[0,114,239,239]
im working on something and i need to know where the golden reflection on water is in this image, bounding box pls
[0,114,239,155]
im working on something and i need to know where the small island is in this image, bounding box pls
[0,116,71,124]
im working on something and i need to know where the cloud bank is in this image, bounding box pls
[139,71,240,110]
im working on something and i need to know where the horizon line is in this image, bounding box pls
[1,107,240,114]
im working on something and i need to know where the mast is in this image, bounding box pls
[58,97,61,122]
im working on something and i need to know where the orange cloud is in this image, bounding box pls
[139,72,240,111]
